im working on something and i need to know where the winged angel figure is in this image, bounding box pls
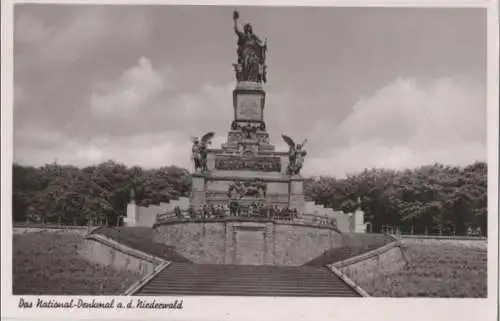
[281,134,307,175]
[191,132,215,173]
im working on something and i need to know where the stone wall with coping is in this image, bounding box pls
[331,242,406,285]
[154,222,227,264]
[273,224,342,265]
[78,234,163,276]
[13,226,89,235]
[153,220,343,266]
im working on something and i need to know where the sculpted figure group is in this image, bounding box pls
[227,179,267,199]
[167,203,338,228]
[192,132,307,175]
[180,202,299,221]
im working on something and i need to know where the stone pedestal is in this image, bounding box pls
[289,177,305,214]
[188,70,307,215]
[233,82,265,122]
[190,174,206,209]
[354,209,367,233]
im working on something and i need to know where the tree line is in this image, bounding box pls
[13,161,191,226]
[12,161,487,235]
[304,162,487,236]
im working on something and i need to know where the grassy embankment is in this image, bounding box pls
[90,226,193,262]
[13,230,142,295]
[360,239,487,297]
[304,233,395,266]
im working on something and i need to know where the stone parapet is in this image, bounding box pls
[79,234,163,276]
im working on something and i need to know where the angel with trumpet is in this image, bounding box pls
[281,134,307,175]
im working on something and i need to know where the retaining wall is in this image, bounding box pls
[154,220,343,266]
[78,234,164,276]
[13,226,89,235]
[273,224,341,265]
[331,242,406,285]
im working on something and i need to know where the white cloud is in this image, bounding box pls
[85,56,237,137]
[15,8,152,71]
[15,61,235,169]
[304,77,486,177]
[90,57,171,117]
[12,7,487,180]
[14,127,191,169]
[14,13,52,45]
[14,76,486,178]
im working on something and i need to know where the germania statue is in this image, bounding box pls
[233,10,267,83]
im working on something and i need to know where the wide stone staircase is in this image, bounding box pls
[133,262,360,297]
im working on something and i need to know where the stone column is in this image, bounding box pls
[190,174,206,209]
[125,202,137,227]
[289,176,305,214]
[354,208,366,233]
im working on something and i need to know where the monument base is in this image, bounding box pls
[289,176,305,213]
[190,174,206,209]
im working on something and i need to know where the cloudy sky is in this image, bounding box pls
[13,5,487,177]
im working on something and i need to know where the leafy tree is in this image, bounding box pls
[304,162,487,235]
[11,160,487,235]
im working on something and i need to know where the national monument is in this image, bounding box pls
[124,10,365,235]
[85,11,374,297]
[190,10,308,215]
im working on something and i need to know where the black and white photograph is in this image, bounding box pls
[1,1,498,320]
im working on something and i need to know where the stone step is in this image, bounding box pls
[137,287,358,297]
[151,274,342,281]
[142,285,354,295]
[165,266,330,274]
[148,277,347,285]
[166,263,327,271]
[139,289,357,296]
[133,263,360,297]
[161,271,334,278]
[145,281,350,289]
[152,271,339,279]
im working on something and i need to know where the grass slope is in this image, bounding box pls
[13,231,141,295]
[91,227,193,263]
[360,240,487,297]
[304,233,394,266]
